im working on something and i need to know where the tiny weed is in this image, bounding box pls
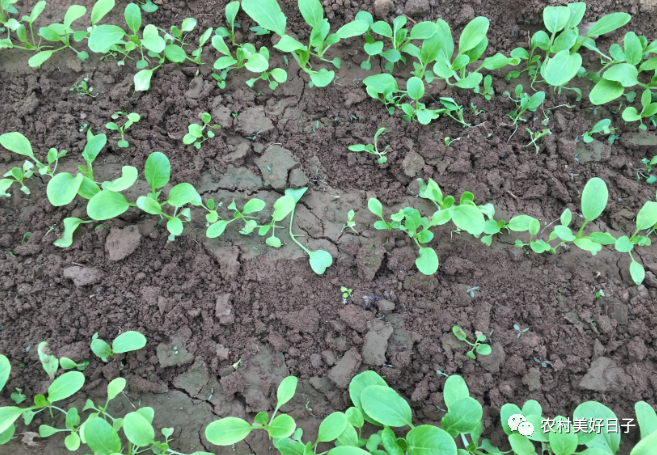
[452,326,492,359]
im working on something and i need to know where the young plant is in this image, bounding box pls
[524,128,552,153]
[183,112,220,149]
[206,197,267,238]
[452,326,492,359]
[348,127,389,164]
[258,195,295,248]
[513,324,530,338]
[70,77,96,98]
[163,17,197,46]
[286,187,333,274]
[211,36,287,90]
[582,118,615,143]
[363,73,406,115]
[136,0,158,12]
[634,156,657,184]
[341,210,359,235]
[474,74,493,100]
[1,160,34,195]
[622,89,657,130]
[0,0,46,51]
[215,1,240,45]
[341,286,352,301]
[106,112,140,148]
[90,331,147,362]
[504,84,546,125]
[242,0,369,87]
[400,76,440,124]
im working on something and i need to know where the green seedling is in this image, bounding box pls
[634,156,657,184]
[341,210,359,235]
[513,324,530,338]
[596,289,605,299]
[582,118,615,143]
[211,36,287,90]
[452,326,492,359]
[0,0,47,51]
[438,97,471,127]
[21,232,31,244]
[60,358,89,371]
[232,359,242,369]
[470,103,485,116]
[215,1,240,45]
[534,357,551,368]
[183,112,220,149]
[285,187,333,274]
[10,388,26,404]
[70,77,96,98]
[106,112,140,148]
[258,195,295,248]
[189,26,213,64]
[163,17,197,46]
[466,286,479,298]
[206,197,266,238]
[623,89,657,130]
[348,127,389,164]
[504,84,546,126]
[241,0,368,88]
[90,331,147,362]
[135,0,157,12]
[524,128,551,153]
[1,160,34,195]
[474,74,494,100]
[341,287,352,304]
[38,341,58,380]
[363,73,407,115]
[400,77,440,124]
[444,137,460,147]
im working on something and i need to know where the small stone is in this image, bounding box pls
[255,146,298,190]
[579,357,615,392]
[376,299,395,314]
[220,372,246,399]
[522,368,542,391]
[310,353,323,368]
[268,332,289,352]
[215,294,234,325]
[309,376,336,393]
[402,151,425,177]
[216,344,229,361]
[105,225,141,261]
[236,106,274,135]
[404,0,429,17]
[173,360,209,397]
[362,320,394,365]
[322,350,337,366]
[328,349,362,388]
[374,0,393,18]
[288,168,309,188]
[478,342,505,374]
[63,266,102,287]
[627,337,647,361]
[339,304,374,333]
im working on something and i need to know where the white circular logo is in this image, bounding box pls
[508,414,535,437]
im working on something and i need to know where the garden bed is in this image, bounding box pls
[1,0,657,453]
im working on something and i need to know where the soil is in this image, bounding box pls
[2,0,657,453]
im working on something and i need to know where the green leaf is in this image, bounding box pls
[318,412,348,443]
[81,132,107,165]
[553,225,576,241]
[624,32,642,66]
[476,344,491,355]
[345,408,364,429]
[586,12,631,38]
[441,397,483,436]
[452,205,485,236]
[65,433,81,451]
[124,3,142,35]
[242,0,286,36]
[590,79,625,105]
[574,402,620,450]
[452,326,467,342]
[205,417,253,445]
[327,448,371,455]
[308,249,333,274]
[124,411,155,447]
[635,201,657,230]
[276,376,298,408]
[134,69,154,91]
[541,50,581,87]
[39,424,60,437]
[89,24,126,53]
[458,17,489,54]
[581,177,608,222]
[508,434,535,455]
[91,338,112,360]
[66,407,80,429]
[207,220,231,238]
[573,238,603,255]
[0,407,24,435]
[103,166,138,192]
[543,6,570,34]
[145,152,170,189]
[84,417,122,454]
[136,195,162,215]
[549,416,578,455]
[272,196,295,221]
[241,198,265,214]
[635,401,657,439]
[587,232,616,244]
[91,0,115,26]
[270,68,287,83]
[106,378,126,401]
[48,371,85,402]
[268,414,296,439]
[166,183,197,207]
[274,34,306,52]
[164,44,187,62]
[406,425,457,455]
[47,172,83,206]
[246,52,269,72]
[604,63,638,87]
[112,331,147,354]
[630,261,645,285]
[310,69,335,87]
[87,190,130,220]
[407,77,424,101]
[361,385,412,427]
[0,355,9,392]
[416,247,438,275]
[481,53,515,70]
[181,17,197,32]
[336,20,369,39]
[349,371,387,425]
[631,430,657,455]
[368,198,384,218]
[0,132,36,160]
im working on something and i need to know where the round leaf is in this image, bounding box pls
[361,385,412,427]
[48,371,85,402]
[145,152,170,189]
[452,205,485,236]
[124,411,155,447]
[243,198,266,214]
[268,414,296,439]
[635,201,657,231]
[89,24,126,53]
[207,220,231,238]
[107,377,126,401]
[103,166,138,192]
[167,183,197,207]
[308,249,333,274]
[167,217,183,236]
[318,412,348,443]
[84,417,122,454]
[87,190,130,220]
[581,177,608,222]
[541,50,581,87]
[407,77,425,101]
[416,247,438,275]
[590,79,625,105]
[205,417,253,445]
[0,355,9,392]
[630,261,645,285]
[0,132,35,159]
[406,425,457,455]
[112,331,147,354]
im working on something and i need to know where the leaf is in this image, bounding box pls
[207,220,231,238]
[274,34,306,52]
[48,371,85,402]
[541,50,581,87]
[124,411,155,447]
[476,344,491,355]
[308,249,333,274]
[336,20,369,39]
[0,407,24,435]
[581,177,608,222]
[406,425,457,455]
[65,433,81,451]
[590,79,625,105]
[441,397,483,437]
[452,205,485,236]
[269,414,296,439]
[328,449,371,455]
[631,430,657,455]
[134,69,154,92]
[603,63,638,87]
[624,32,642,66]
[407,77,425,101]
[145,152,171,189]
[508,434,535,455]
[112,331,147,353]
[241,0,286,36]
[0,132,36,160]
[318,412,348,443]
[87,190,130,220]
[345,408,364,429]
[549,416,578,455]
[39,424,60,437]
[103,166,138,192]
[416,247,438,275]
[166,183,197,207]
[272,196,295,221]
[164,44,187,62]
[310,69,335,87]
[481,53,515,70]
[89,24,126,53]
[91,0,115,26]
[124,3,142,35]
[91,338,112,360]
[586,12,631,38]
[543,6,570,34]
[361,385,412,427]
[635,201,657,231]
[635,401,657,439]
[84,417,122,454]
[574,402,620,450]
[630,261,645,285]
[458,17,489,54]
[205,417,253,445]
[47,172,84,206]
[246,52,269,72]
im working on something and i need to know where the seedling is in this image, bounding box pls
[474,74,494,100]
[582,119,615,143]
[38,341,58,380]
[513,324,530,338]
[341,286,352,304]
[258,195,295,248]
[400,77,441,124]
[466,286,479,298]
[11,388,26,404]
[623,89,657,130]
[348,127,389,164]
[534,357,551,368]
[634,156,657,184]
[164,17,197,46]
[207,198,266,238]
[215,1,240,45]
[524,128,551,153]
[183,112,220,149]
[341,210,359,235]
[106,112,140,148]
[504,84,546,125]
[70,78,96,98]
[452,326,492,359]
[2,160,34,195]
[444,137,461,147]
[91,331,147,362]
[232,359,242,369]
[595,289,605,299]
[0,0,47,51]
[135,0,158,12]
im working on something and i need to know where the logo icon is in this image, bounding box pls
[508,414,535,437]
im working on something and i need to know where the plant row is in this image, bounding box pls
[1,131,656,284]
[2,340,655,454]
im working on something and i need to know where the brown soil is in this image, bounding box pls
[2,0,657,453]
